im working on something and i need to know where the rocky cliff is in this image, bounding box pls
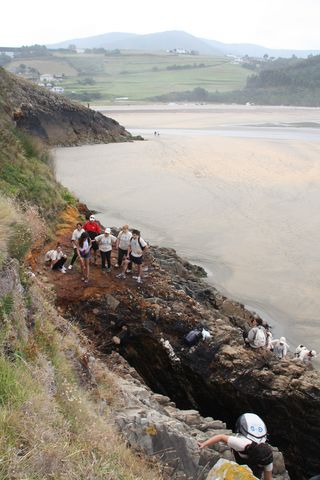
[0,67,131,145]
[33,207,320,480]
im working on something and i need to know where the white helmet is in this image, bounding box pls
[235,413,267,443]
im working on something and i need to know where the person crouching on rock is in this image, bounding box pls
[244,317,267,349]
[77,231,91,284]
[117,229,147,284]
[45,243,67,273]
[198,413,273,480]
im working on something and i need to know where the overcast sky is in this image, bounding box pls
[2,0,320,49]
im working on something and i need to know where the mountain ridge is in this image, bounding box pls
[48,29,320,58]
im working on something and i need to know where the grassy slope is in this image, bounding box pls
[7,51,249,102]
[0,72,162,479]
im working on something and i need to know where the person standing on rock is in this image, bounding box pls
[77,231,92,284]
[115,224,132,268]
[68,222,85,270]
[83,215,101,265]
[198,413,273,479]
[95,228,117,271]
[117,229,147,283]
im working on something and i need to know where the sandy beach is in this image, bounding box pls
[54,104,320,354]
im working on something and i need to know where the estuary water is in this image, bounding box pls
[54,105,320,355]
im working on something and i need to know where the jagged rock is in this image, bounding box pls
[207,459,258,479]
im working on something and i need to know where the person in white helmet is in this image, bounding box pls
[198,413,273,479]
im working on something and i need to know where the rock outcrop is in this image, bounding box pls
[0,67,131,145]
[33,213,320,480]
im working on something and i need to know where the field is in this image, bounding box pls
[7,51,249,103]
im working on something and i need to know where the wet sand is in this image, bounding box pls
[54,104,320,353]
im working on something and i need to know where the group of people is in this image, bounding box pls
[45,215,148,284]
[244,315,317,364]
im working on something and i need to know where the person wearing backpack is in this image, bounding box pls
[245,317,267,349]
[117,229,147,283]
[184,329,202,347]
[198,413,273,479]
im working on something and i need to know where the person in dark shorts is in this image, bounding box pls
[117,229,147,283]
[68,222,85,270]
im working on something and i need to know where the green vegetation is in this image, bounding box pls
[5,50,249,103]
[153,54,320,106]
[0,67,162,479]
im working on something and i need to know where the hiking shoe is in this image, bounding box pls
[136,277,142,284]
[106,268,111,272]
[84,279,89,283]
[126,269,132,273]
[81,277,85,281]
[116,273,126,279]
[132,275,138,279]
[68,265,73,270]
[60,268,66,274]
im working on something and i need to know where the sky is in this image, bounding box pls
[2,0,320,50]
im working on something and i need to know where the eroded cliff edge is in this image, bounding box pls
[0,67,131,145]
[37,210,320,480]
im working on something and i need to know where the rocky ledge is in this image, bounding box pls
[0,67,132,145]
[33,209,320,480]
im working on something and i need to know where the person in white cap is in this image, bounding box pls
[271,337,289,359]
[198,413,273,480]
[95,228,117,271]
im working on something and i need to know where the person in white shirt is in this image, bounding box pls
[68,223,85,270]
[95,228,117,271]
[298,347,317,363]
[271,337,289,359]
[115,224,132,268]
[198,413,273,480]
[117,229,147,283]
[45,243,67,273]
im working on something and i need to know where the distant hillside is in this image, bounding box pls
[151,54,320,106]
[48,30,320,58]
[49,30,218,54]
[202,38,320,59]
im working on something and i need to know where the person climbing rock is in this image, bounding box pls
[95,228,117,271]
[198,413,273,480]
[115,224,132,268]
[77,231,92,284]
[244,317,267,349]
[68,222,85,270]
[117,229,147,283]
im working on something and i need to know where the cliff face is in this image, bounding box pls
[36,211,320,480]
[0,67,131,145]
